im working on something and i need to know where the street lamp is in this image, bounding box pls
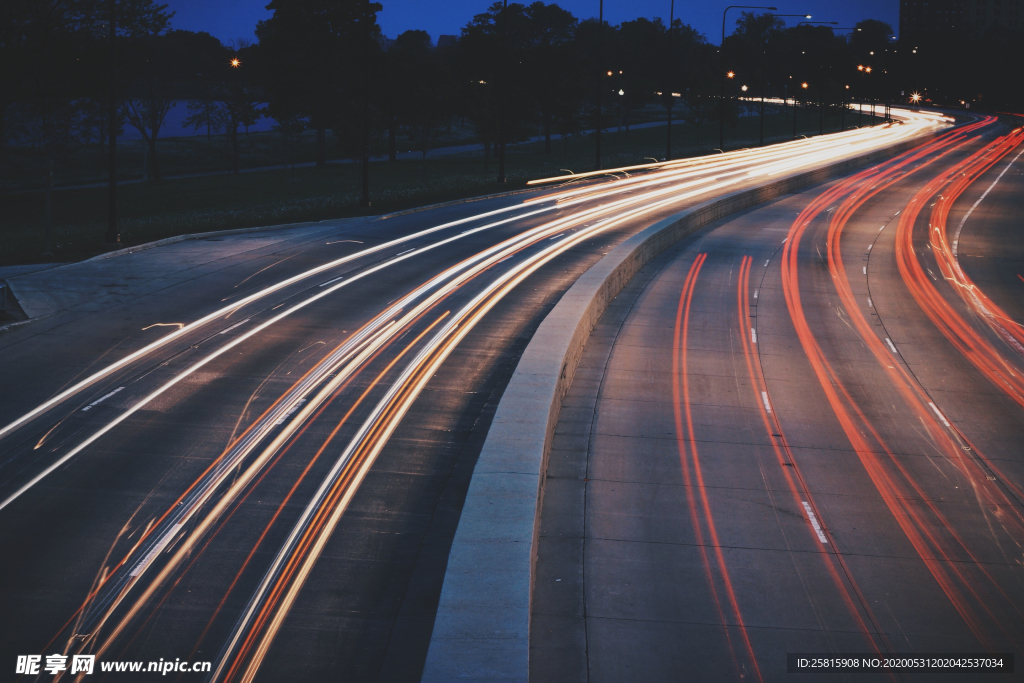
[666,0,675,161]
[720,5,776,151]
[230,58,241,68]
[104,0,119,246]
[360,0,372,205]
[498,0,508,184]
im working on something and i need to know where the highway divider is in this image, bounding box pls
[422,129,944,682]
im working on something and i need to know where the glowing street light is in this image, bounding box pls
[727,71,735,78]
[230,58,241,68]
[741,84,748,91]
[910,92,922,103]
[801,82,809,89]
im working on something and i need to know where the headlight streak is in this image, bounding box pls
[0,107,939,460]
[59,158,750,669]
[47,155,757,663]
[0,200,562,445]
[25,107,950,680]
[212,193,703,683]
[1,110,943,516]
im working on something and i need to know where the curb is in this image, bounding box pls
[421,130,942,682]
[43,182,554,269]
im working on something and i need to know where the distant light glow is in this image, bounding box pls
[230,58,241,67]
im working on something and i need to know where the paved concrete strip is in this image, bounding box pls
[0,185,556,321]
[421,132,938,682]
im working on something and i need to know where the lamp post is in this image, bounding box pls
[666,0,674,161]
[361,0,372,205]
[498,0,508,184]
[105,0,119,245]
[720,5,775,152]
[797,81,807,137]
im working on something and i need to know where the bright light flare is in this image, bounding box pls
[230,58,241,68]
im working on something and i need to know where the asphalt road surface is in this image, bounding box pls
[0,117,949,683]
[530,116,1024,681]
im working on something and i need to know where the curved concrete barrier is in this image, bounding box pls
[421,130,941,682]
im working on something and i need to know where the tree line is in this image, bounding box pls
[3,0,1021,184]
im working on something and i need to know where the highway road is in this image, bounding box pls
[0,110,951,682]
[530,114,1024,681]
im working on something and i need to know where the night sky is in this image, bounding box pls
[164,0,900,47]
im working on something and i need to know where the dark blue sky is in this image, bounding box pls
[164,0,899,47]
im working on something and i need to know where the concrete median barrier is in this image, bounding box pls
[422,130,940,682]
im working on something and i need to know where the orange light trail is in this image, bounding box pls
[672,253,763,683]
[735,255,891,658]
[781,118,1024,651]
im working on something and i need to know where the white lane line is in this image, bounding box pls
[879,225,885,232]
[753,289,759,299]
[765,260,770,267]
[319,276,344,287]
[751,328,757,344]
[863,266,867,275]
[867,244,873,251]
[548,233,565,240]
[867,298,873,308]
[130,523,183,577]
[885,337,898,354]
[274,399,307,426]
[81,387,125,412]
[802,502,829,543]
[952,145,1024,258]
[761,391,772,414]
[326,240,363,245]
[928,402,951,427]
[218,318,251,335]
[395,248,415,256]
